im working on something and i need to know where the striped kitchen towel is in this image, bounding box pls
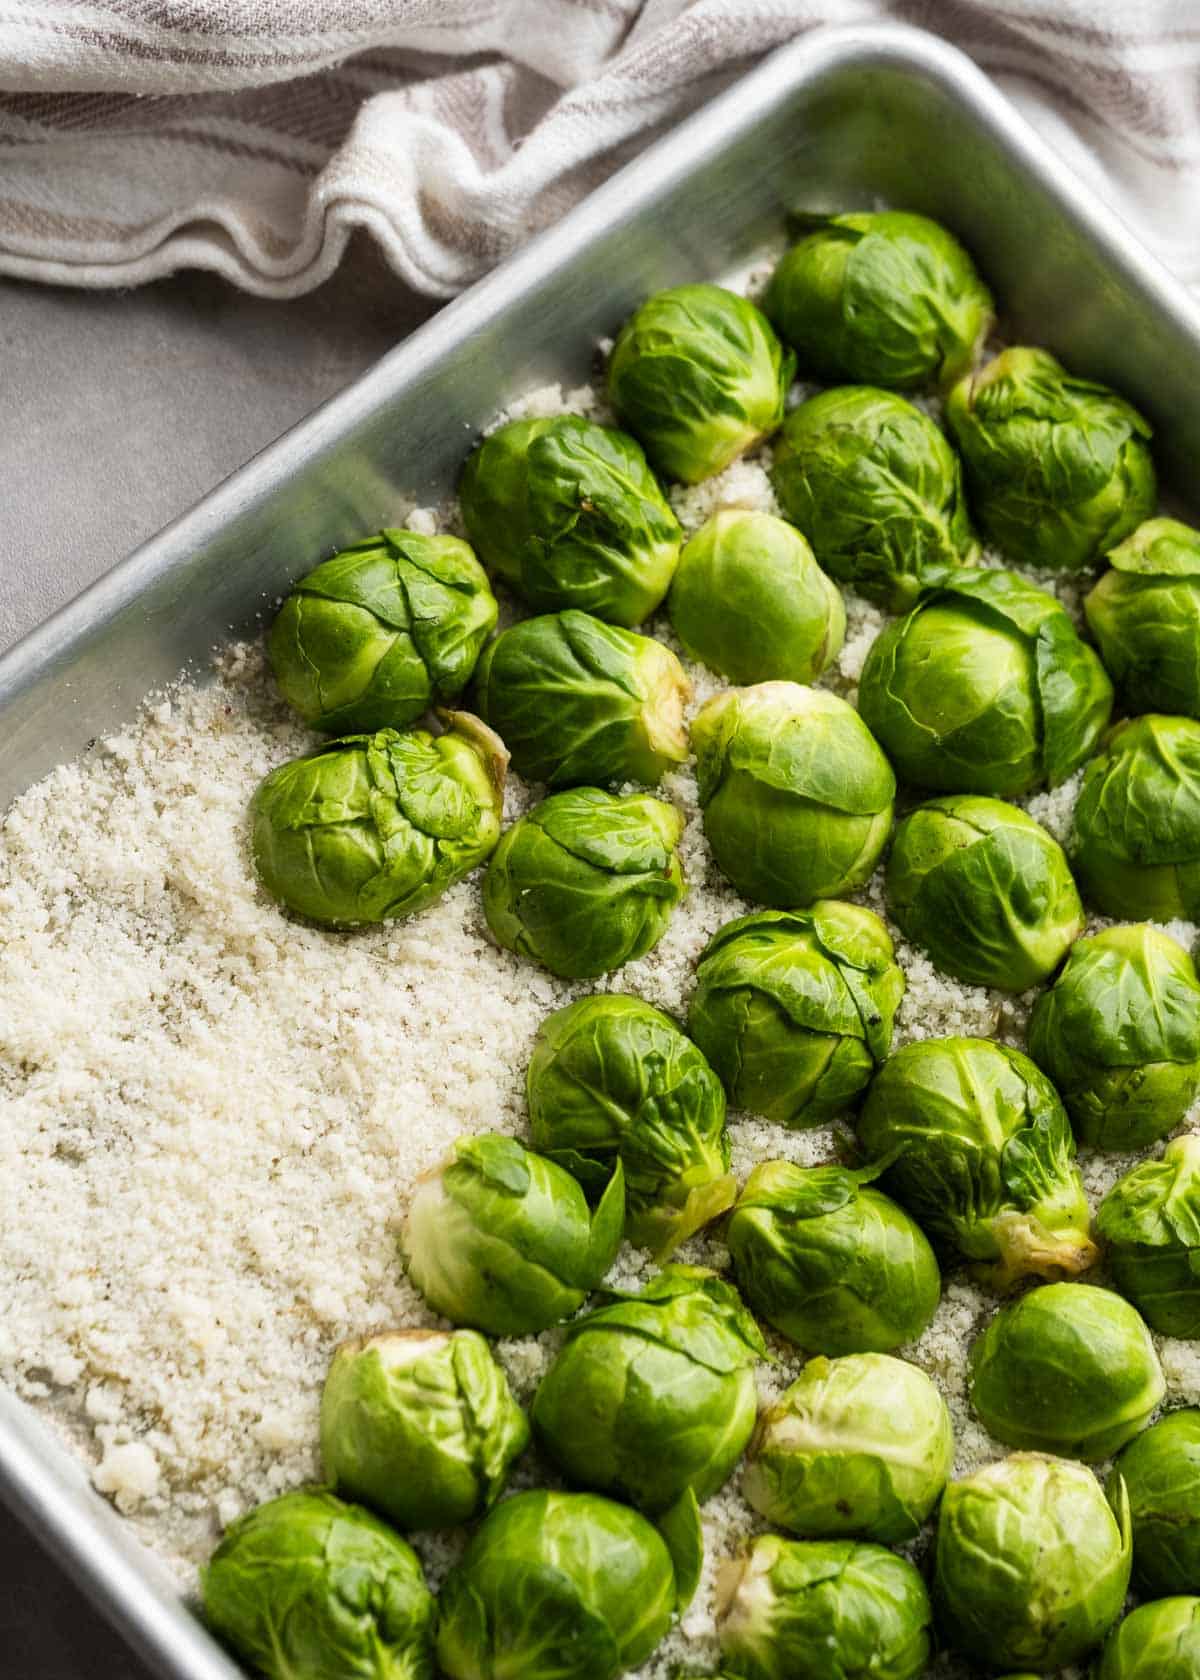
[0,0,1196,297]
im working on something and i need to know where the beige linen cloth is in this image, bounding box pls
[0,1,1197,298]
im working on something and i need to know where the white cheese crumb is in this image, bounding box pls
[93,1442,162,1507]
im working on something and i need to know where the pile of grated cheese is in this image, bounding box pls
[2,270,1199,1680]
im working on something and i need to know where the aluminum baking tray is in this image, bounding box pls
[4,21,1200,1679]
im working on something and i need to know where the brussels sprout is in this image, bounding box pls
[1072,714,1200,920]
[769,385,978,610]
[319,1328,527,1532]
[726,1160,941,1354]
[687,903,903,1128]
[718,1533,932,1680]
[202,1489,434,1680]
[857,1037,1098,1287]
[1112,1410,1200,1599]
[1096,1136,1200,1337]
[532,1264,766,1513]
[667,510,845,685]
[608,284,794,483]
[691,682,894,906]
[743,1352,953,1543]
[458,415,681,625]
[969,1283,1164,1460]
[1027,925,1200,1150]
[934,1454,1131,1670]
[267,529,497,734]
[526,994,735,1256]
[945,346,1156,570]
[435,1489,687,1680]
[764,211,992,390]
[402,1133,625,1336]
[859,567,1113,795]
[482,787,685,978]
[472,610,689,787]
[1096,1599,1200,1680]
[251,714,506,927]
[886,795,1083,991]
[1087,518,1200,719]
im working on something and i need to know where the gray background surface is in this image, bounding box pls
[0,238,438,1676]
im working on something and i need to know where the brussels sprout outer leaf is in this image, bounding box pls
[609,284,794,484]
[1110,1409,1200,1598]
[202,1489,435,1680]
[473,610,689,787]
[436,1556,620,1680]
[769,385,978,610]
[658,1487,704,1611]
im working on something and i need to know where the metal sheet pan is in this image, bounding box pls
[3,22,1200,1679]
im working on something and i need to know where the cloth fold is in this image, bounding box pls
[0,1,1197,298]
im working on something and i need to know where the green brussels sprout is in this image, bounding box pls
[743,1352,953,1543]
[691,682,894,906]
[933,1454,1131,1670]
[1072,714,1200,920]
[1087,518,1200,719]
[945,346,1156,570]
[435,1489,687,1680]
[1096,1136,1200,1337]
[667,510,845,685]
[267,529,497,734]
[687,903,903,1128]
[202,1489,434,1680]
[886,795,1084,991]
[718,1533,932,1680]
[726,1160,941,1354]
[859,567,1113,795]
[1096,1598,1200,1680]
[857,1037,1098,1287]
[969,1283,1164,1460]
[526,994,735,1256]
[531,1264,766,1513]
[1027,925,1200,1150]
[251,714,506,927]
[319,1328,527,1532]
[472,610,689,787]
[607,283,794,483]
[769,385,978,610]
[482,787,685,978]
[1112,1410,1200,1599]
[764,211,993,390]
[402,1133,625,1336]
[458,415,681,625]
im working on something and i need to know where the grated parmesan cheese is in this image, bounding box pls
[2,272,1198,1680]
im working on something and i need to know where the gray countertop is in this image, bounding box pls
[0,240,438,1677]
